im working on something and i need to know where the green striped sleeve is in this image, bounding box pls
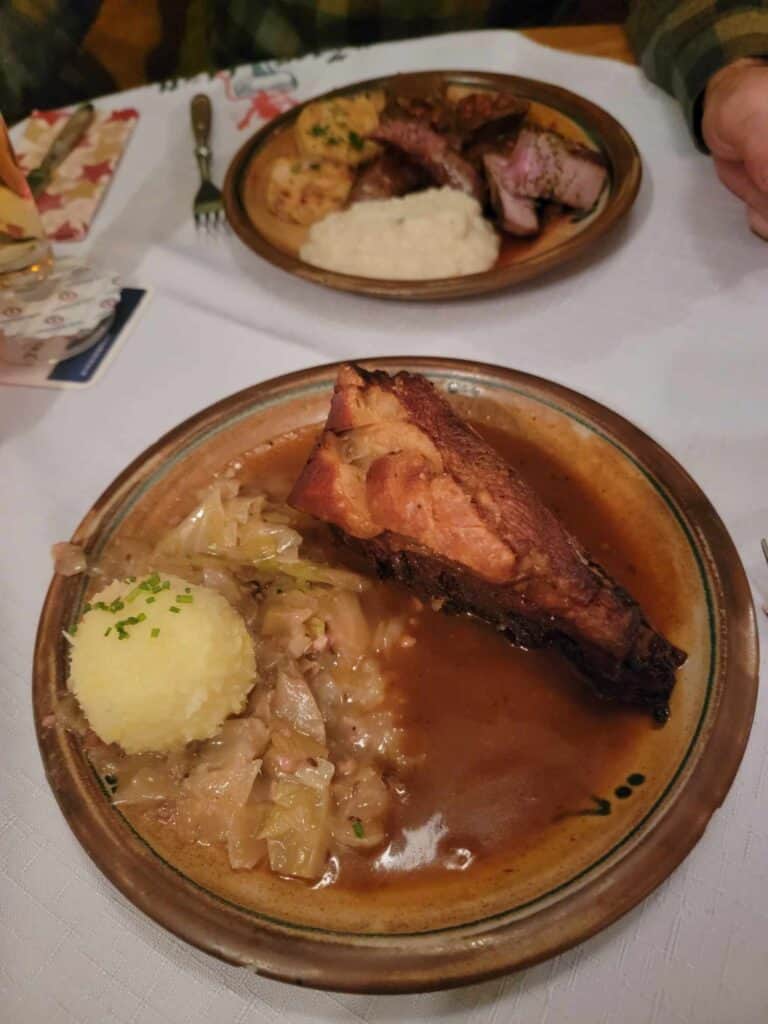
[211,0,492,68]
[627,1,768,149]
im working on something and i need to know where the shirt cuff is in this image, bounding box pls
[669,11,768,151]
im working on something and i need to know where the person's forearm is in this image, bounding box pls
[626,0,768,148]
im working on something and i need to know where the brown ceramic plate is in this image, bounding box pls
[223,71,642,300]
[34,359,757,992]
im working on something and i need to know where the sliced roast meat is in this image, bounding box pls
[371,117,485,202]
[454,91,529,140]
[391,95,456,136]
[484,153,539,236]
[349,147,428,203]
[494,126,608,211]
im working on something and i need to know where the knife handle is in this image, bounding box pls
[191,94,212,181]
[45,103,94,170]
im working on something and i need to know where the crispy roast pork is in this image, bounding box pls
[289,365,686,721]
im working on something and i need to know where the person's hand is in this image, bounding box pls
[702,58,768,239]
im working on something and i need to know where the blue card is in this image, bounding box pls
[1,287,150,390]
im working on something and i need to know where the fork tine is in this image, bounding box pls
[761,538,768,566]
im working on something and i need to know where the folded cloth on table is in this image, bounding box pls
[14,107,138,241]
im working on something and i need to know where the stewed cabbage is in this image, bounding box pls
[59,477,419,882]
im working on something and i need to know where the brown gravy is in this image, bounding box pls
[231,422,655,890]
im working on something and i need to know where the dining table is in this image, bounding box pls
[1,22,766,1024]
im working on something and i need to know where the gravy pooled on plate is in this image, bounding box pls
[53,418,667,898]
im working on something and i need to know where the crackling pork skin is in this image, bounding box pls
[289,365,686,721]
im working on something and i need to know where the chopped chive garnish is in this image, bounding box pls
[151,627,160,638]
[352,818,365,839]
[138,572,165,595]
[169,606,180,614]
[348,130,364,151]
[109,598,125,614]
[176,594,193,604]
[67,625,78,636]
[104,627,112,637]
[118,616,137,626]
[83,603,92,613]
[125,586,143,603]
[184,587,191,593]
[94,601,109,611]
[161,580,171,590]
[145,596,156,604]
[114,613,146,639]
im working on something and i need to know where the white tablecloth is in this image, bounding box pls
[2,29,766,1024]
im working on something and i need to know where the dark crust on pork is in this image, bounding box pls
[456,92,530,169]
[349,147,428,203]
[338,529,683,720]
[291,365,686,721]
[453,91,530,136]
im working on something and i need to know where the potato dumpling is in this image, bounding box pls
[295,91,385,166]
[68,573,256,754]
[266,157,353,226]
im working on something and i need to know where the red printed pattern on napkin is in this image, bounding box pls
[217,67,298,131]
[16,108,138,241]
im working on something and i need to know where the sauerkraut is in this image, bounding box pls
[58,477,419,883]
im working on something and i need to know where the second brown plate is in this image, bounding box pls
[223,70,642,300]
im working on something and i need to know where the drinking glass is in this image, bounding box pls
[0,113,53,291]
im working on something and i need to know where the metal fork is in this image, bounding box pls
[190,93,225,230]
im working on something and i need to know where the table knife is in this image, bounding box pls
[27,103,95,197]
